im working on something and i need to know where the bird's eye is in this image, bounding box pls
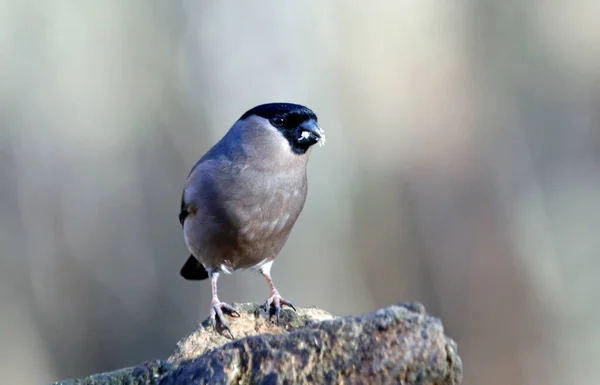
[271,117,285,127]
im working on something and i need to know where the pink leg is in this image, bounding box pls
[208,271,239,338]
[261,267,296,323]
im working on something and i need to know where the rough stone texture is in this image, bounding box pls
[51,302,462,385]
[168,303,335,362]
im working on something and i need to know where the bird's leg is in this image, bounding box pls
[260,263,296,323]
[208,271,239,338]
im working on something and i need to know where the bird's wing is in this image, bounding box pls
[179,156,207,226]
[179,166,201,227]
[179,157,224,226]
[178,191,190,226]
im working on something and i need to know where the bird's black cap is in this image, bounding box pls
[240,103,317,122]
[240,102,322,155]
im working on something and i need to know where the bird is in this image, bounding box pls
[178,102,325,336]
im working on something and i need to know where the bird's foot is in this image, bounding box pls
[209,301,240,338]
[262,293,296,323]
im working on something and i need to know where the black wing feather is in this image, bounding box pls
[180,255,209,280]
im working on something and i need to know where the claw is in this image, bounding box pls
[210,301,238,338]
[264,294,296,323]
[219,302,241,318]
[283,299,296,312]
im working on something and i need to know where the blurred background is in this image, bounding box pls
[1,1,599,384]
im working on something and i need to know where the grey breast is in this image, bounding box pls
[184,156,308,271]
[220,160,308,269]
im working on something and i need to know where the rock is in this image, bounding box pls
[51,302,462,385]
[168,303,335,362]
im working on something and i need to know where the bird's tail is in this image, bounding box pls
[180,255,210,280]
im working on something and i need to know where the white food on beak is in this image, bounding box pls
[300,131,311,140]
[298,127,326,146]
[317,128,326,147]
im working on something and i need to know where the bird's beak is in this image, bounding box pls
[297,120,326,147]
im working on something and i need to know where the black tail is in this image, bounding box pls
[180,255,209,280]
